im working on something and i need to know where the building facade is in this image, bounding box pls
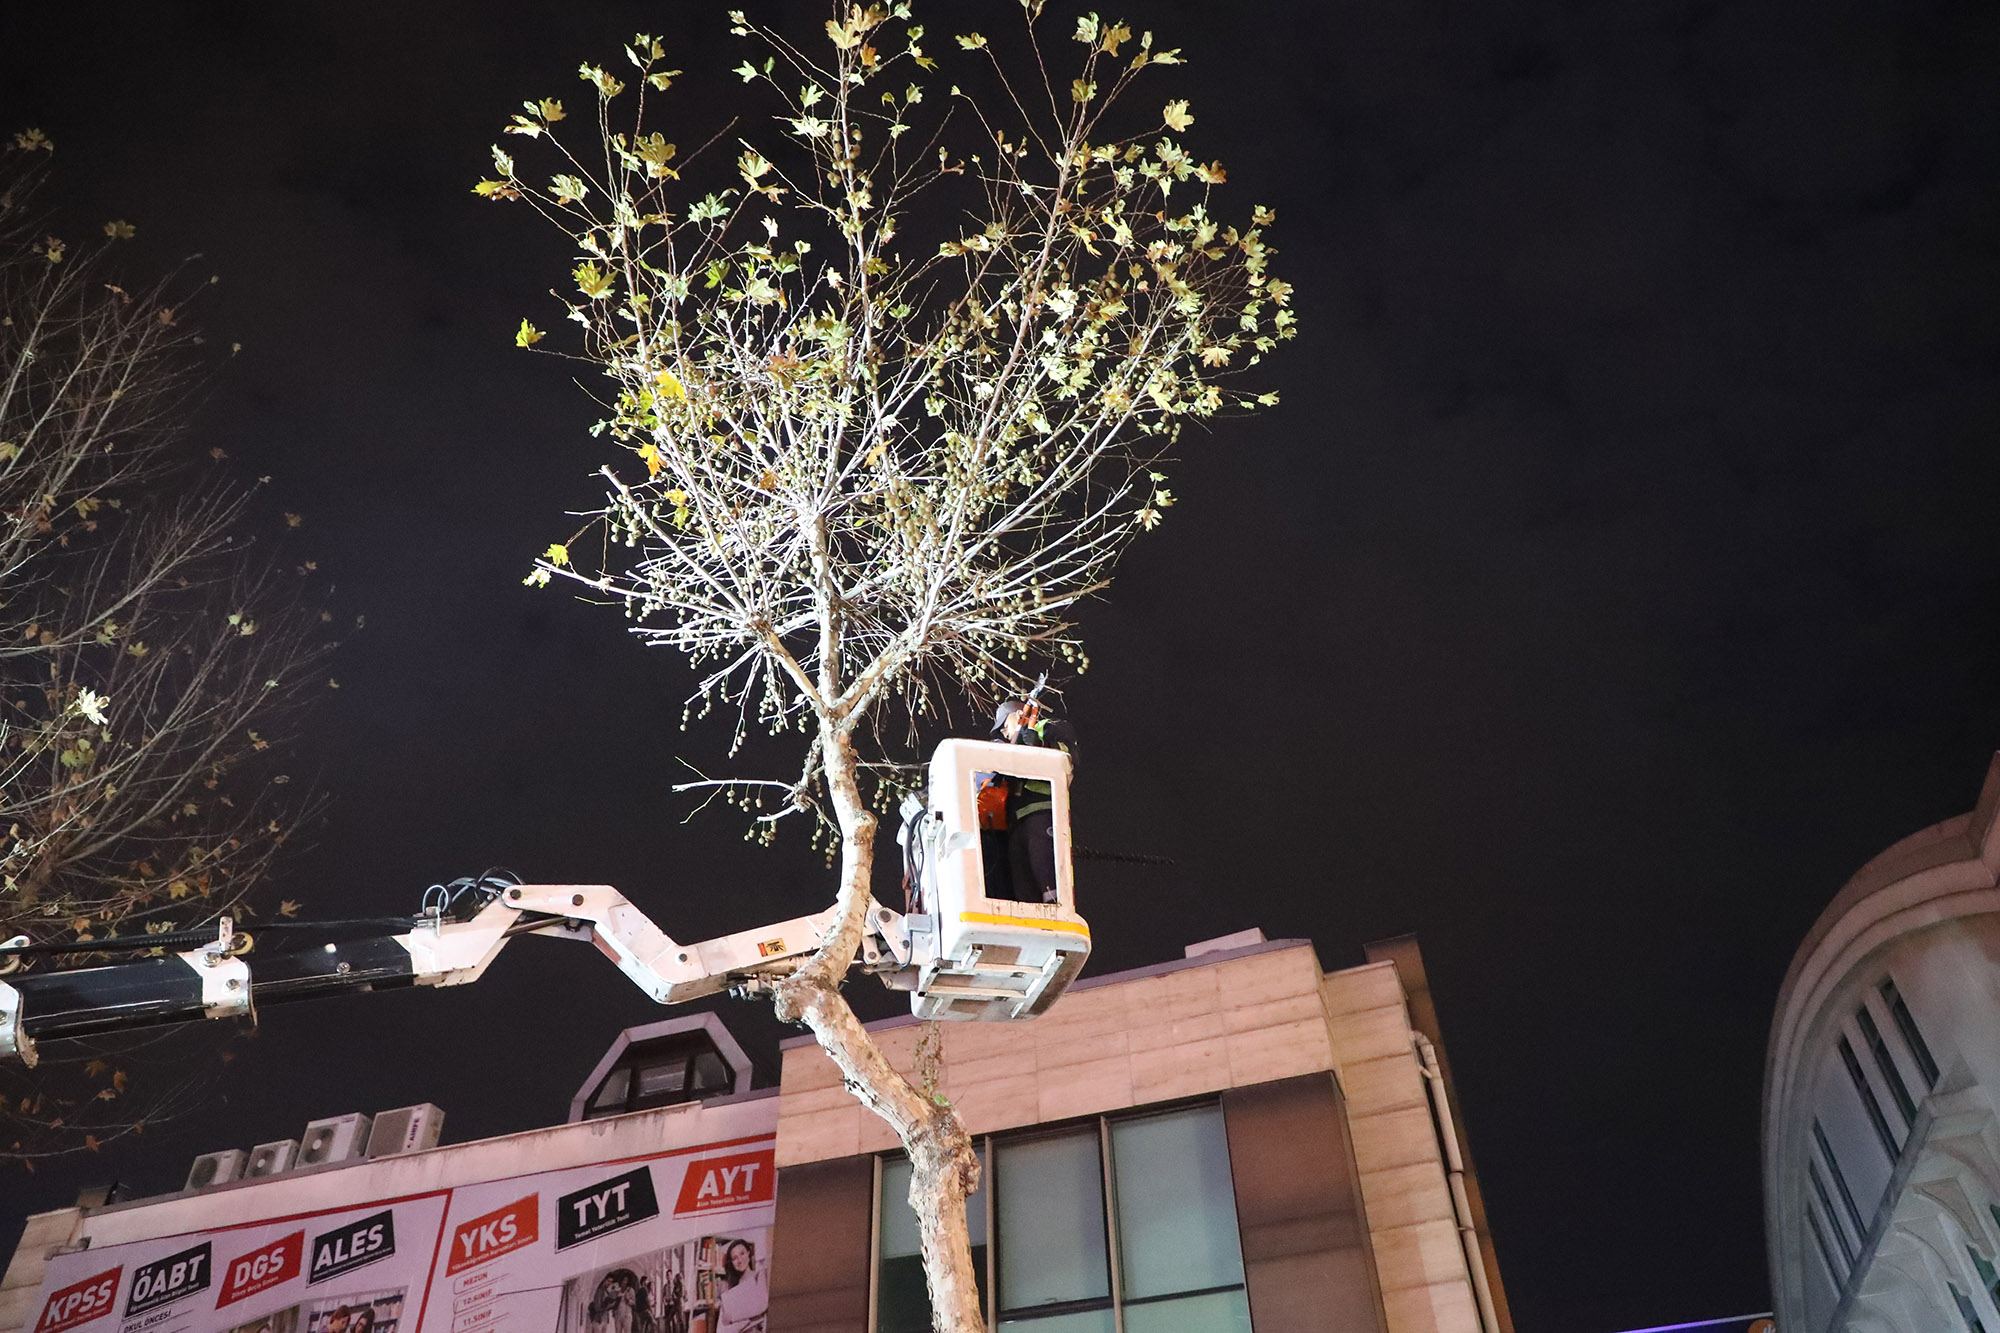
[1764,754,2000,1332]
[5,933,1510,1333]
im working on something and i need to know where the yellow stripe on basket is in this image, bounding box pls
[959,912,1091,937]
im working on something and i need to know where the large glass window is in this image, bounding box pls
[875,1104,1250,1333]
[1111,1109,1252,1333]
[997,1131,1112,1321]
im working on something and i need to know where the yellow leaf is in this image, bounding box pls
[473,179,522,201]
[516,319,544,348]
[654,367,686,399]
[637,443,665,478]
[13,128,52,152]
[574,261,614,299]
[538,98,566,122]
[545,543,570,566]
[167,881,190,899]
[284,512,302,527]
[102,220,136,240]
[1163,100,1194,131]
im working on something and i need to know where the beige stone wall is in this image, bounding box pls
[776,943,1336,1165]
[775,940,1494,1333]
[1323,961,1483,1333]
[0,1208,81,1333]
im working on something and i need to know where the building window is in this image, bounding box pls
[1106,1110,1250,1332]
[1838,1034,1900,1162]
[1813,1118,1867,1241]
[1807,1211,1844,1288]
[1855,1006,1917,1127]
[1879,977,1942,1088]
[1808,1160,1856,1266]
[582,1032,736,1119]
[1970,1247,2000,1312]
[1951,1281,1990,1333]
[875,1104,1251,1333]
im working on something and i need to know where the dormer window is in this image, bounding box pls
[579,1025,742,1120]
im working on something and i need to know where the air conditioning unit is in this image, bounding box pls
[186,1149,247,1191]
[298,1113,371,1167]
[246,1139,299,1178]
[366,1104,444,1158]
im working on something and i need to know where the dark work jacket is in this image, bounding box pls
[1005,717,1077,819]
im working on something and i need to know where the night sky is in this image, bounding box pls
[5,1,1999,1329]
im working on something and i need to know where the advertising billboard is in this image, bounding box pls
[27,1135,776,1333]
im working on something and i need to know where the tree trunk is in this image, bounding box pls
[773,725,985,1333]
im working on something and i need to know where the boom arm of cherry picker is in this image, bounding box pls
[0,736,1095,1064]
[0,884,916,1068]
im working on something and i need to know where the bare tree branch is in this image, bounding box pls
[0,132,339,1166]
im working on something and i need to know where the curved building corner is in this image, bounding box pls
[1764,753,2000,1332]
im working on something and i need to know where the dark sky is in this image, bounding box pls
[5,1,1998,1329]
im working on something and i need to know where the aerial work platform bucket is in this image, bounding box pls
[904,738,1090,1021]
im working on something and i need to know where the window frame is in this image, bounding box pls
[870,1099,1253,1333]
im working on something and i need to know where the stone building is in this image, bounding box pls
[1764,754,2000,1332]
[4,932,1510,1333]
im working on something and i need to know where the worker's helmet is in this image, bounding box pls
[991,699,1025,735]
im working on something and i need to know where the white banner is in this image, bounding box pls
[28,1135,776,1333]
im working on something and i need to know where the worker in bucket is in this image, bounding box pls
[991,696,1077,903]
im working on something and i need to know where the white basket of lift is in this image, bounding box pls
[908,738,1091,1021]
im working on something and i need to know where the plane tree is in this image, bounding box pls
[483,5,1291,1327]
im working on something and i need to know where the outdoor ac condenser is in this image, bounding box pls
[365,1104,444,1158]
[298,1112,371,1166]
[246,1138,299,1177]
[185,1148,248,1191]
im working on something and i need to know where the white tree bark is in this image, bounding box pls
[774,723,984,1333]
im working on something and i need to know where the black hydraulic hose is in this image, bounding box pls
[0,917,428,958]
